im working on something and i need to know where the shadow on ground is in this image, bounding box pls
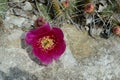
[20,33,44,65]
[0,67,38,80]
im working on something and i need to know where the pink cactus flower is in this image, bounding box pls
[25,22,66,65]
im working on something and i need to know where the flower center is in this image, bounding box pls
[40,36,55,50]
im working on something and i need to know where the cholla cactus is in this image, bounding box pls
[36,0,76,27]
[36,0,120,39]
[73,0,120,38]
[0,0,119,39]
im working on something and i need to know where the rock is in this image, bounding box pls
[13,8,26,17]
[5,15,26,27]
[31,15,37,21]
[0,71,6,80]
[98,0,107,12]
[86,17,92,25]
[8,0,25,3]
[8,2,25,8]
[5,8,14,16]
[33,9,39,15]
[5,29,24,48]
[22,15,37,31]
[22,19,33,31]
[1,1,120,79]
[62,24,95,59]
[60,47,77,69]
[37,0,46,3]
[0,47,40,80]
[22,1,33,11]
[20,0,26,2]
[98,5,106,12]
[1,23,120,79]
[8,0,19,3]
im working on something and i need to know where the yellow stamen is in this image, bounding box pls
[40,36,55,50]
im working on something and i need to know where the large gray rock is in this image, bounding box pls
[1,1,120,79]
[1,24,120,79]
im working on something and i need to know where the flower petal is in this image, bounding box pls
[32,48,53,65]
[52,40,66,60]
[25,22,51,44]
[52,27,64,40]
[25,31,36,44]
[35,22,51,35]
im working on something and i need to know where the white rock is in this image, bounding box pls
[22,19,33,29]
[10,0,25,2]
[60,47,77,69]
[86,18,92,25]
[5,29,24,48]
[23,1,33,11]
[10,0,19,2]
[5,15,25,27]
[22,15,37,28]
[13,8,26,17]
[19,0,26,2]
[32,15,37,21]
[97,1,107,12]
